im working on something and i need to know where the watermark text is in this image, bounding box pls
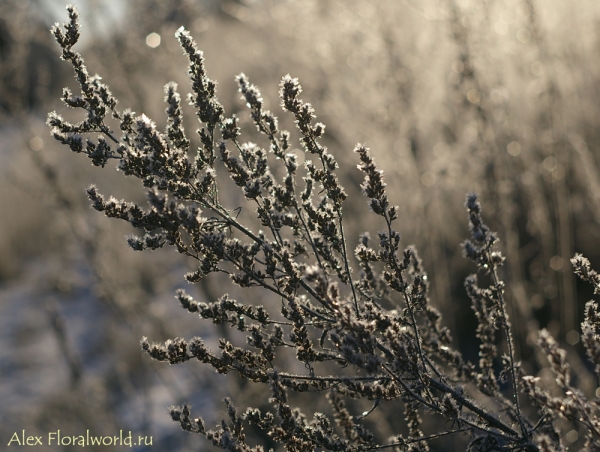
[7,430,153,447]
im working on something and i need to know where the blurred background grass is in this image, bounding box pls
[2,0,600,449]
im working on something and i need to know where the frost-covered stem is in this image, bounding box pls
[382,363,519,441]
[336,210,360,316]
[487,248,526,438]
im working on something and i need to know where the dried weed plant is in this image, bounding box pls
[47,6,600,451]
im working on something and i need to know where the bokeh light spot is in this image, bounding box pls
[494,21,508,35]
[146,32,161,48]
[467,88,481,104]
[543,156,557,172]
[464,126,478,142]
[552,164,565,180]
[507,141,521,156]
[490,86,509,104]
[531,294,545,309]
[516,28,531,43]
[421,171,436,187]
[531,60,545,76]
[566,330,579,345]
[517,3,532,17]
[30,136,43,151]
[549,255,563,271]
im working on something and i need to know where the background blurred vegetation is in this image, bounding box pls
[3,0,600,449]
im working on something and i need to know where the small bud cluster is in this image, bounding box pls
[48,6,121,168]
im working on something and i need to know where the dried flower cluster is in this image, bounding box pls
[48,6,600,451]
[516,254,600,451]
